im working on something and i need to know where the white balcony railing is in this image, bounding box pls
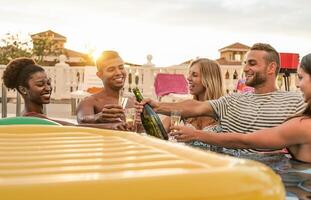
[0,55,299,101]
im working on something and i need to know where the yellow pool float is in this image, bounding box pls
[0,125,285,200]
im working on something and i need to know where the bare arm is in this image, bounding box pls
[171,117,308,149]
[137,99,216,118]
[157,99,215,118]
[77,98,124,124]
[76,97,97,123]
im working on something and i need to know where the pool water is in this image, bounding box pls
[223,150,311,199]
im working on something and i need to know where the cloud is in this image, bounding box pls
[120,0,311,36]
[1,0,310,65]
[2,0,310,36]
[66,0,310,36]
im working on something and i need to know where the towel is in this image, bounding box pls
[154,73,188,97]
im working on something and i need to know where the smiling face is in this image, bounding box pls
[187,63,206,97]
[25,71,52,104]
[97,58,126,90]
[243,50,270,87]
[297,67,311,102]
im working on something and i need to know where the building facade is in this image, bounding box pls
[31,30,93,66]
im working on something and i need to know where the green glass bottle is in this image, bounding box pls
[133,88,168,140]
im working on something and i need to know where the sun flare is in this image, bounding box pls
[91,49,103,63]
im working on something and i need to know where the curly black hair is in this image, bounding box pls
[2,57,44,93]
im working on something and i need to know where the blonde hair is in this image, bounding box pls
[189,58,224,100]
[96,50,123,71]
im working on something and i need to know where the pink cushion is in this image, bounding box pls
[154,73,188,97]
[236,79,254,93]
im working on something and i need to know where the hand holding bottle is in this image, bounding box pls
[135,98,160,114]
[133,88,168,140]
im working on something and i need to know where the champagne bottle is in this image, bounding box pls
[133,88,168,140]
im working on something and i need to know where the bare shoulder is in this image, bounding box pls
[285,116,311,136]
[299,117,311,135]
[77,93,105,111]
[81,91,107,104]
[79,95,97,106]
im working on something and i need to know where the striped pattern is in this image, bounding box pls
[0,126,285,200]
[0,132,204,180]
[209,91,305,133]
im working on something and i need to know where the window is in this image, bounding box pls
[234,54,241,61]
[225,70,230,79]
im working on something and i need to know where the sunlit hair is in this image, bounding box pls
[95,50,122,71]
[188,58,224,100]
[250,43,280,75]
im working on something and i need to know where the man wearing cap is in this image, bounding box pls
[76,50,134,128]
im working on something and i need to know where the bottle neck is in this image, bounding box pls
[133,88,143,102]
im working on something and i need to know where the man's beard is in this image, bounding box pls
[245,72,266,87]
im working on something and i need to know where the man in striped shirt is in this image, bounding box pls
[137,43,305,135]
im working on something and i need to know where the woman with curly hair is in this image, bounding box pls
[2,57,72,124]
[171,53,311,163]
[2,57,129,129]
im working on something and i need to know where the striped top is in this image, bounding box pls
[209,91,305,133]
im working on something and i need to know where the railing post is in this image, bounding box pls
[142,54,155,98]
[16,92,21,116]
[290,73,297,91]
[1,83,7,118]
[54,55,70,99]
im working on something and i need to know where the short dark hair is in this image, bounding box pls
[2,57,44,93]
[251,43,280,75]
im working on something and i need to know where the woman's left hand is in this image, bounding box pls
[170,125,201,142]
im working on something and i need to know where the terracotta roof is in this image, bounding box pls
[216,57,243,66]
[64,48,87,58]
[219,42,250,52]
[180,59,192,65]
[125,62,142,67]
[31,30,67,40]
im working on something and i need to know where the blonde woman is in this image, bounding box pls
[163,58,224,149]
[170,53,311,163]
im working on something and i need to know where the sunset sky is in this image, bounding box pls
[1,0,311,66]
